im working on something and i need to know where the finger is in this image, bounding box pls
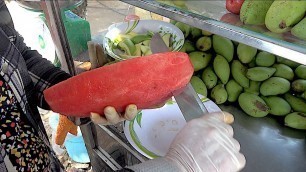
[205,111,234,124]
[104,106,121,124]
[123,104,138,120]
[90,112,109,125]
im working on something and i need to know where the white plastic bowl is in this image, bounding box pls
[103,20,184,61]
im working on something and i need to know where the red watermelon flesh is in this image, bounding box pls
[44,52,193,117]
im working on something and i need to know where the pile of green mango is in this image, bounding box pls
[239,0,306,40]
[173,21,306,130]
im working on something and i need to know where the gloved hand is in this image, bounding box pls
[90,104,138,125]
[164,111,246,172]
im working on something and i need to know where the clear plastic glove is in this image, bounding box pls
[90,104,137,125]
[164,111,246,172]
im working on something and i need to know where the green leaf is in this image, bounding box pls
[136,111,143,127]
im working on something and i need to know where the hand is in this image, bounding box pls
[164,111,246,172]
[90,104,137,125]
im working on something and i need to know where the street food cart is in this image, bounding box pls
[23,0,306,171]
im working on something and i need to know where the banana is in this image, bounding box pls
[292,79,306,93]
[284,93,306,113]
[231,60,250,88]
[189,51,212,71]
[273,63,294,81]
[211,84,228,104]
[190,76,207,97]
[202,67,218,89]
[246,67,276,81]
[285,112,306,130]
[196,36,212,52]
[238,92,269,117]
[131,34,151,44]
[265,0,306,33]
[295,65,306,79]
[255,51,276,67]
[291,18,306,40]
[261,96,291,116]
[240,0,274,25]
[237,43,258,64]
[212,35,234,62]
[213,55,230,84]
[226,80,243,102]
[244,80,261,95]
[260,77,290,96]
[118,38,136,56]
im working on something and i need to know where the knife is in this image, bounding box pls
[150,33,209,122]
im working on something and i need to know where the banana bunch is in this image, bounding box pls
[174,20,306,130]
[112,31,172,58]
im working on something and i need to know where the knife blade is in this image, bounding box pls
[150,33,209,121]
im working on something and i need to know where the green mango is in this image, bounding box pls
[231,60,250,88]
[244,80,261,95]
[265,0,306,33]
[276,56,300,68]
[202,30,212,36]
[190,76,207,97]
[212,35,234,62]
[291,18,306,40]
[237,43,258,64]
[179,40,196,53]
[255,51,276,67]
[213,55,230,84]
[226,80,243,102]
[273,63,294,81]
[295,65,306,79]
[211,84,228,104]
[260,77,290,96]
[240,0,274,25]
[175,22,190,38]
[196,36,212,52]
[189,51,212,71]
[190,27,202,40]
[285,112,306,130]
[202,67,218,89]
[292,79,306,93]
[246,67,276,81]
[238,92,269,117]
[284,93,306,113]
[262,96,291,116]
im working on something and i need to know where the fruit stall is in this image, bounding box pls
[38,0,305,171]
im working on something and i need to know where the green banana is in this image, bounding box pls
[246,67,276,81]
[260,77,290,96]
[292,79,306,93]
[212,35,234,62]
[213,55,230,84]
[202,67,218,89]
[291,18,306,40]
[240,0,274,25]
[237,43,258,64]
[231,60,250,88]
[255,51,276,67]
[272,63,294,81]
[118,38,136,56]
[196,36,212,52]
[261,96,291,116]
[265,0,306,33]
[295,65,306,79]
[189,51,212,71]
[131,34,151,44]
[244,80,261,95]
[190,76,207,97]
[276,56,300,68]
[285,112,306,130]
[226,80,243,102]
[211,84,228,104]
[179,40,196,53]
[238,92,269,117]
[284,93,306,113]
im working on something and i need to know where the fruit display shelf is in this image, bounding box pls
[120,0,306,65]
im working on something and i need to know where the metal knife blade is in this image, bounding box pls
[150,33,208,121]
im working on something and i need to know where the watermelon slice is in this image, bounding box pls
[44,52,193,117]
